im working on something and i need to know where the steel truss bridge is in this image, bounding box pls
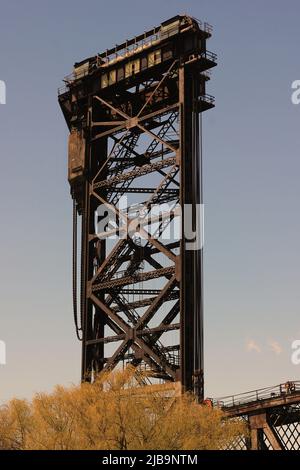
[213,381,300,450]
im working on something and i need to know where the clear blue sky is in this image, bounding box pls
[0,0,300,401]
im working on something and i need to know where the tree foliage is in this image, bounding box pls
[0,368,246,450]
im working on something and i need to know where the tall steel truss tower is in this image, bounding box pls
[58,15,216,400]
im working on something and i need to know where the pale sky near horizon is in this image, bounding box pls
[0,0,300,402]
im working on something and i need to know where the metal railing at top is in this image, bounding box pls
[58,18,216,96]
[96,18,212,67]
[204,50,217,63]
[58,84,69,95]
[200,94,215,105]
[204,22,213,35]
[191,17,213,36]
[211,381,300,409]
[185,50,217,66]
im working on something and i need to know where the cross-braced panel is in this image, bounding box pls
[269,404,300,450]
[88,65,181,383]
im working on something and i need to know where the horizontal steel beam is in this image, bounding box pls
[92,266,175,291]
[93,156,177,189]
[223,391,300,418]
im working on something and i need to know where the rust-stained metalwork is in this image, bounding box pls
[213,381,300,450]
[59,15,216,400]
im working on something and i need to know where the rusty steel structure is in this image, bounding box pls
[58,15,216,400]
[213,381,300,450]
[58,16,300,452]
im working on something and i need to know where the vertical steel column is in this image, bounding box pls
[81,107,108,381]
[81,176,94,381]
[179,64,203,400]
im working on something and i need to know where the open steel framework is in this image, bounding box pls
[59,15,216,400]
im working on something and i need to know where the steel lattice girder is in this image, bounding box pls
[226,407,300,451]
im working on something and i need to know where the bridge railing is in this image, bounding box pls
[211,380,300,409]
